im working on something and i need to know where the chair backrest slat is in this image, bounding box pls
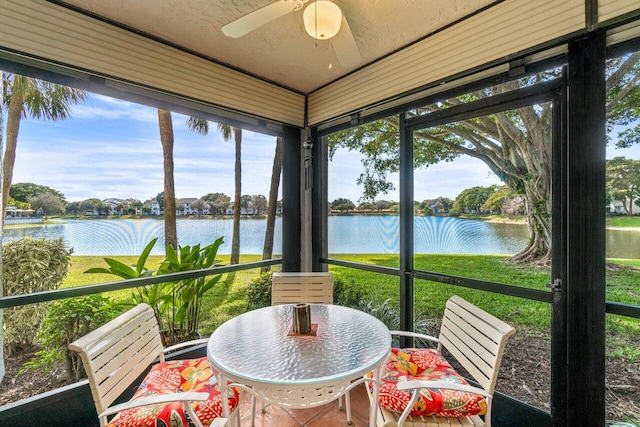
[442,310,498,368]
[271,272,333,305]
[438,296,515,393]
[89,314,159,382]
[69,303,164,414]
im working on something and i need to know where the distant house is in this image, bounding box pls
[102,197,143,215]
[5,206,35,218]
[607,199,640,215]
[144,199,161,215]
[103,198,123,215]
[225,205,261,215]
[176,198,210,215]
[423,197,451,214]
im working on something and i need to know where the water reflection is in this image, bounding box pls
[3,216,638,259]
[606,228,640,259]
[328,215,532,255]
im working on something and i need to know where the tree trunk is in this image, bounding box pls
[262,137,283,273]
[231,128,242,265]
[2,91,24,222]
[158,109,178,251]
[508,168,552,264]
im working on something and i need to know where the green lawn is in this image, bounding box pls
[62,253,640,358]
[606,216,640,228]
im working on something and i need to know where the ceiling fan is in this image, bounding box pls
[222,0,362,67]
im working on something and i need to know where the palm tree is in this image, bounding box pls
[262,137,282,273]
[1,73,86,221]
[186,118,242,265]
[219,125,242,265]
[157,109,178,250]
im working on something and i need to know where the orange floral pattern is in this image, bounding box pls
[374,348,487,418]
[106,357,239,427]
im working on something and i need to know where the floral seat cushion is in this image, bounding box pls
[107,357,239,427]
[375,348,487,418]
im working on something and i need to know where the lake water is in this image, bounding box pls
[2,216,639,259]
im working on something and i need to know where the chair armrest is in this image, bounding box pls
[163,337,210,354]
[100,391,209,418]
[397,380,492,399]
[389,330,439,343]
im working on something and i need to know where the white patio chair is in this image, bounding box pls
[69,303,237,427]
[270,271,334,306]
[367,295,516,427]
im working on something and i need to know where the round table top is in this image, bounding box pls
[207,304,391,387]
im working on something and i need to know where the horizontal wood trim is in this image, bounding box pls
[308,0,584,126]
[0,0,305,127]
[598,0,640,23]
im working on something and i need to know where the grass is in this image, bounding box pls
[61,253,640,357]
[606,216,640,228]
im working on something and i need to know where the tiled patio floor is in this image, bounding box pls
[236,383,371,427]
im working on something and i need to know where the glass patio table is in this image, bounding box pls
[207,303,391,427]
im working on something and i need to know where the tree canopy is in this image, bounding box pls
[10,182,66,204]
[328,53,640,263]
[606,156,640,215]
[28,193,65,217]
[331,198,355,212]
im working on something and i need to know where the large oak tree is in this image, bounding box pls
[329,53,640,263]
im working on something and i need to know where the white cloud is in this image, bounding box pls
[13,92,501,205]
[71,95,159,122]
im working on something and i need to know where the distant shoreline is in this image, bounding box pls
[606,226,640,232]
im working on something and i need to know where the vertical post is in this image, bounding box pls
[0,71,4,383]
[282,125,302,272]
[399,114,414,341]
[550,85,567,426]
[565,31,606,426]
[301,128,313,272]
[311,131,328,272]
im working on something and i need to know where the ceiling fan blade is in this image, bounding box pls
[332,16,362,68]
[222,0,297,38]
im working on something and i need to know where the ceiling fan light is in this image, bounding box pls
[303,1,342,40]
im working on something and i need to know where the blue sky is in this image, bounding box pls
[11,93,638,204]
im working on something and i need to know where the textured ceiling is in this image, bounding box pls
[58,0,496,93]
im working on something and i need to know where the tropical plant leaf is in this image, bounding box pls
[83,267,113,274]
[136,237,158,274]
[165,244,179,266]
[103,258,139,278]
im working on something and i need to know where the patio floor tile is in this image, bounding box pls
[236,383,371,426]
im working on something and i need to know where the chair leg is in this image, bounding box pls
[250,395,256,427]
[345,391,352,425]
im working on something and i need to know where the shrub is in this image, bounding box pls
[357,298,438,345]
[2,237,72,355]
[333,277,364,308]
[23,294,120,381]
[246,271,273,309]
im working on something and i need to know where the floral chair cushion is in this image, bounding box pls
[107,357,239,427]
[375,348,487,418]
